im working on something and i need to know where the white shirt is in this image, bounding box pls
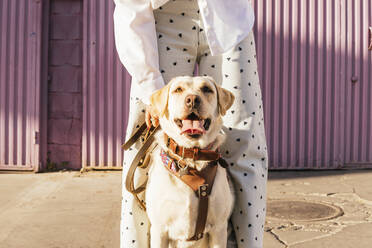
[113,0,255,104]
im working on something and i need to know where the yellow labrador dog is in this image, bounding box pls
[146,76,235,248]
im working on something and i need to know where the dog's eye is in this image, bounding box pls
[173,87,183,93]
[201,86,213,94]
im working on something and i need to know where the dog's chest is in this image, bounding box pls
[146,149,233,241]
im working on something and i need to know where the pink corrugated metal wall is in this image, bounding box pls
[341,0,372,167]
[252,0,372,169]
[0,0,42,171]
[80,0,371,170]
[2,0,369,171]
[82,0,130,168]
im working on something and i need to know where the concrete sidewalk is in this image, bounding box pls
[0,171,121,248]
[0,170,371,248]
[265,170,372,248]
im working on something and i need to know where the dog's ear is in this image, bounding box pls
[216,85,235,116]
[203,76,235,116]
[150,83,171,117]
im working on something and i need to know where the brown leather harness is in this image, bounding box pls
[122,123,229,241]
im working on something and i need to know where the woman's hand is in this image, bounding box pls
[145,105,159,128]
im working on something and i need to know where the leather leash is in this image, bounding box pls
[122,122,147,150]
[122,123,159,210]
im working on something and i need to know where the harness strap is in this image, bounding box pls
[188,184,210,241]
[187,164,218,241]
[162,152,219,241]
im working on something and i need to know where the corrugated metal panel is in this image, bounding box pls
[253,0,372,169]
[79,0,371,170]
[253,0,343,169]
[0,0,42,171]
[82,0,130,168]
[341,0,372,166]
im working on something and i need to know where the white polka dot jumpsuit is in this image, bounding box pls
[120,0,268,247]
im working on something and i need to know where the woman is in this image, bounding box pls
[113,0,268,247]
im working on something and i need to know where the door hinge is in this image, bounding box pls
[34,131,39,145]
[369,27,372,51]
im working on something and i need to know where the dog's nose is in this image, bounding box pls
[185,94,201,109]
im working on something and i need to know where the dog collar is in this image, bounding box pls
[163,133,221,161]
[160,149,178,173]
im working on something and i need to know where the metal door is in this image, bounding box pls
[0,0,42,171]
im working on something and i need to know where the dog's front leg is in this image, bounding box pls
[208,224,228,248]
[150,225,169,248]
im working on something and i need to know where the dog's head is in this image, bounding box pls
[150,76,235,148]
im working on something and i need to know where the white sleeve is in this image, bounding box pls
[113,0,164,105]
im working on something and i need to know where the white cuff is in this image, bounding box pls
[138,76,165,105]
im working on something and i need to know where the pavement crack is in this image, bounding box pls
[268,229,289,247]
[289,232,338,247]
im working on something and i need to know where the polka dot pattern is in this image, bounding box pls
[120,1,268,247]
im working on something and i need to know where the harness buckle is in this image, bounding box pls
[181,146,185,159]
[176,151,189,177]
[178,164,189,177]
[192,148,199,160]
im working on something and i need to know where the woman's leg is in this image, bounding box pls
[120,93,151,248]
[120,1,199,247]
[199,31,268,248]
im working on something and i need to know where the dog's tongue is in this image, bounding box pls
[181,119,205,134]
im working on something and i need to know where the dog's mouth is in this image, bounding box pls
[174,112,211,138]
